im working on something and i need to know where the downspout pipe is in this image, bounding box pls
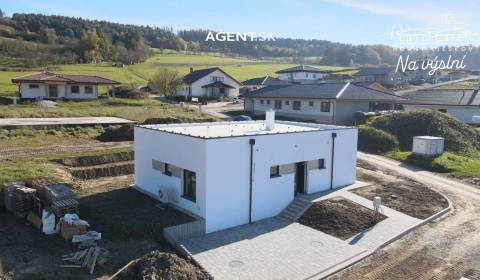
[249,138,256,224]
[330,132,337,190]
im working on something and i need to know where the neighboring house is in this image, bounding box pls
[12,72,120,100]
[176,67,242,98]
[354,67,407,86]
[242,82,406,124]
[241,76,290,93]
[134,112,357,233]
[403,89,480,123]
[276,65,332,83]
[446,70,469,81]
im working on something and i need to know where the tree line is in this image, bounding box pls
[0,11,479,69]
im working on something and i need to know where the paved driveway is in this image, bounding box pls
[182,217,368,280]
[180,183,425,280]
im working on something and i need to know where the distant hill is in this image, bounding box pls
[0,11,479,69]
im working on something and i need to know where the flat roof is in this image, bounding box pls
[137,120,353,139]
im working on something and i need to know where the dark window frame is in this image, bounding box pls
[270,165,280,178]
[274,100,282,109]
[260,99,264,104]
[84,85,94,94]
[71,85,80,94]
[318,159,326,169]
[293,101,301,110]
[29,84,39,89]
[163,163,172,176]
[183,169,196,202]
[321,102,331,112]
[309,101,314,107]
[266,99,271,105]
[285,100,290,106]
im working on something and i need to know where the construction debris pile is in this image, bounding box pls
[117,250,210,280]
[2,180,109,275]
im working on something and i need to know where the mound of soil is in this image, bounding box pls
[59,151,134,167]
[298,197,386,240]
[368,109,480,152]
[118,251,209,280]
[70,162,134,180]
[350,181,449,219]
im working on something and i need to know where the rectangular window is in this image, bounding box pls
[84,86,94,94]
[285,101,290,106]
[309,101,314,107]
[163,163,172,176]
[152,159,163,171]
[266,100,271,105]
[321,102,331,112]
[293,101,301,110]
[211,76,224,82]
[183,169,196,202]
[274,100,282,109]
[71,85,80,94]
[260,99,264,104]
[313,74,317,78]
[369,102,376,112]
[306,73,309,78]
[29,84,39,89]
[318,159,326,169]
[270,165,280,178]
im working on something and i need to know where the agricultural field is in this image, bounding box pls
[435,79,477,89]
[0,51,353,97]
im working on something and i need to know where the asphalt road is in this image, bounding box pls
[328,152,480,280]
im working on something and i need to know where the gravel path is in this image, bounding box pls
[328,152,480,280]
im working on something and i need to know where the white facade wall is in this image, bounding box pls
[278,72,324,81]
[134,127,208,218]
[19,83,98,99]
[177,70,240,98]
[403,104,480,123]
[134,124,357,233]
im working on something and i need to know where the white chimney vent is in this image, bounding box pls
[265,109,275,131]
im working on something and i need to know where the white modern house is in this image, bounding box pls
[176,67,242,98]
[134,111,358,233]
[12,72,120,100]
[276,65,332,82]
[403,88,480,123]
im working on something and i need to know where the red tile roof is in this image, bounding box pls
[12,72,120,85]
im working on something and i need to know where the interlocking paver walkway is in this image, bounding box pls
[180,182,425,280]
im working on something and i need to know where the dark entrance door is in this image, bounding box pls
[294,162,306,194]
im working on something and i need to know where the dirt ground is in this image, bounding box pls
[298,196,386,240]
[117,250,209,280]
[353,164,449,219]
[327,159,480,280]
[0,175,196,280]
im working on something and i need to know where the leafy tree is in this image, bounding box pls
[149,68,184,97]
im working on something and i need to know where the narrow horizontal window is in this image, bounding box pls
[29,84,39,89]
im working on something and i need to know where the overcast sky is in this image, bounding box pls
[3,0,480,48]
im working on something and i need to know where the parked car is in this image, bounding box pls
[233,97,243,104]
[410,79,426,85]
[231,115,252,121]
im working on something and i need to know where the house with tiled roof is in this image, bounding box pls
[242,82,405,124]
[354,67,407,86]
[175,67,242,99]
[12,72,119,100]
[403,88,480,123]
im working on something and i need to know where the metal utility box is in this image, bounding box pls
[412,136,444,156]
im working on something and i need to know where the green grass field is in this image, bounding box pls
[436,79,477,89]
[0,51,353,96]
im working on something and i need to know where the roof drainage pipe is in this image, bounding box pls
[249,138,256,224]
[330,132,337,190]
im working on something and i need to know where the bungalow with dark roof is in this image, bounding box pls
[242,82,406,124]
[354,67,407,86]
[241,76,290,93]
[176,67,242,98]
[403,88,480,123]
[12,72,120,100]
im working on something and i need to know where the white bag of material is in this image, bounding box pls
[42,210,58,235]
[63,213,90,227]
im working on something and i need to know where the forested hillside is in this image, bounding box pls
[0,10,479,69]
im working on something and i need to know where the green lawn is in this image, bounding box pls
[0,51,353,97]
[435,79,477,89]
[0,98,216,122]
[385,150,480,178]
